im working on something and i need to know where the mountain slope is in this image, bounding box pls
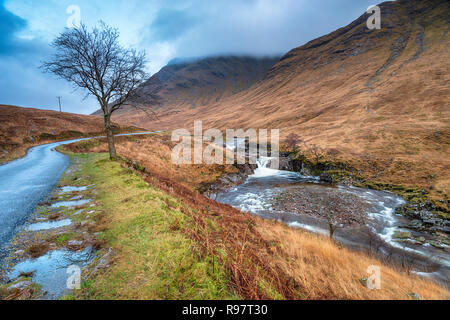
[107,56,279,125]
[116,0,449,203]
[0,105,139,163]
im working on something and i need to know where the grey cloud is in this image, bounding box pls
[0,0,98,113]
[146,0,378,58]
[1,0,385,114]
[151,7,197,41]
[0,0,26,55]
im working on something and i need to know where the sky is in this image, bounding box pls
[0,0,380,114]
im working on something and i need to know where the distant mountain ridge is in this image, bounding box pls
[100,55,280,120]
[117,0,449,133]
[113,0,449,205]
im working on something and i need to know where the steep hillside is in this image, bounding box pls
[0,105,140,163]
[108,56,279,126]
[117,0,449,205]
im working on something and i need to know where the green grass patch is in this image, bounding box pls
[55,232,77,245]
[60,150,237,300]
[258,280,285,300]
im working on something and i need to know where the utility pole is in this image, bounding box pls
[57,96,62,112]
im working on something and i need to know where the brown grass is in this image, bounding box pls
[26,242,50,259]
[0,104,142,164]
[141,168,289,299]
[66,134,239,191]
[114,0,450,206]
[259,222,449,299]
[0,287,9,300]
[66,136,449,300]
[141,165,449,300]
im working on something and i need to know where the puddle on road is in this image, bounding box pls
[60,186,88,193]
[7,247,93,300]
[26,219,72,232]
[51,199,92,208]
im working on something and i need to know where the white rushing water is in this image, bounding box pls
[215,157,450,282]
[252,157,279,177]
[228,158,315,212]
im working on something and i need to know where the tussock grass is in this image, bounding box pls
[139,164,450,300]
[258,222,450,300]
[64,140,449,300]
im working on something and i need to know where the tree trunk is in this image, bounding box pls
[104,113,117,160]
[327,215,335,240]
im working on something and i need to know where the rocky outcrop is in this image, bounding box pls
[396,203,450,236]
[271,152,450,236]
[201,163,257,198]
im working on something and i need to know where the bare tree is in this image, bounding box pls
[308,144,324,164]
[327,213,336,240]
[283,133,303,152]
[326,148,340,162]
[42,22,147,160]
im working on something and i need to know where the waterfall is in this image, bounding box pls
[252,156,279,177]
[256,157,271,169]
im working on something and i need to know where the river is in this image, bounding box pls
[214,158,450,285]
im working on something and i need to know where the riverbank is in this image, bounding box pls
[2,136,444,300]
[263,152,450,251]
[278,151,449,219]
[2,134,448,299]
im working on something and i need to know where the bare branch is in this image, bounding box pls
[41,22,152,160]
[41,22,149,116]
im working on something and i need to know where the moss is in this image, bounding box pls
[55,232,77,245]
[393,231,412,240]
[127,160,146,173]
[60,294,76,300]
[436,211,450,220]
[323,169,355,183]
[356,181,430,203]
